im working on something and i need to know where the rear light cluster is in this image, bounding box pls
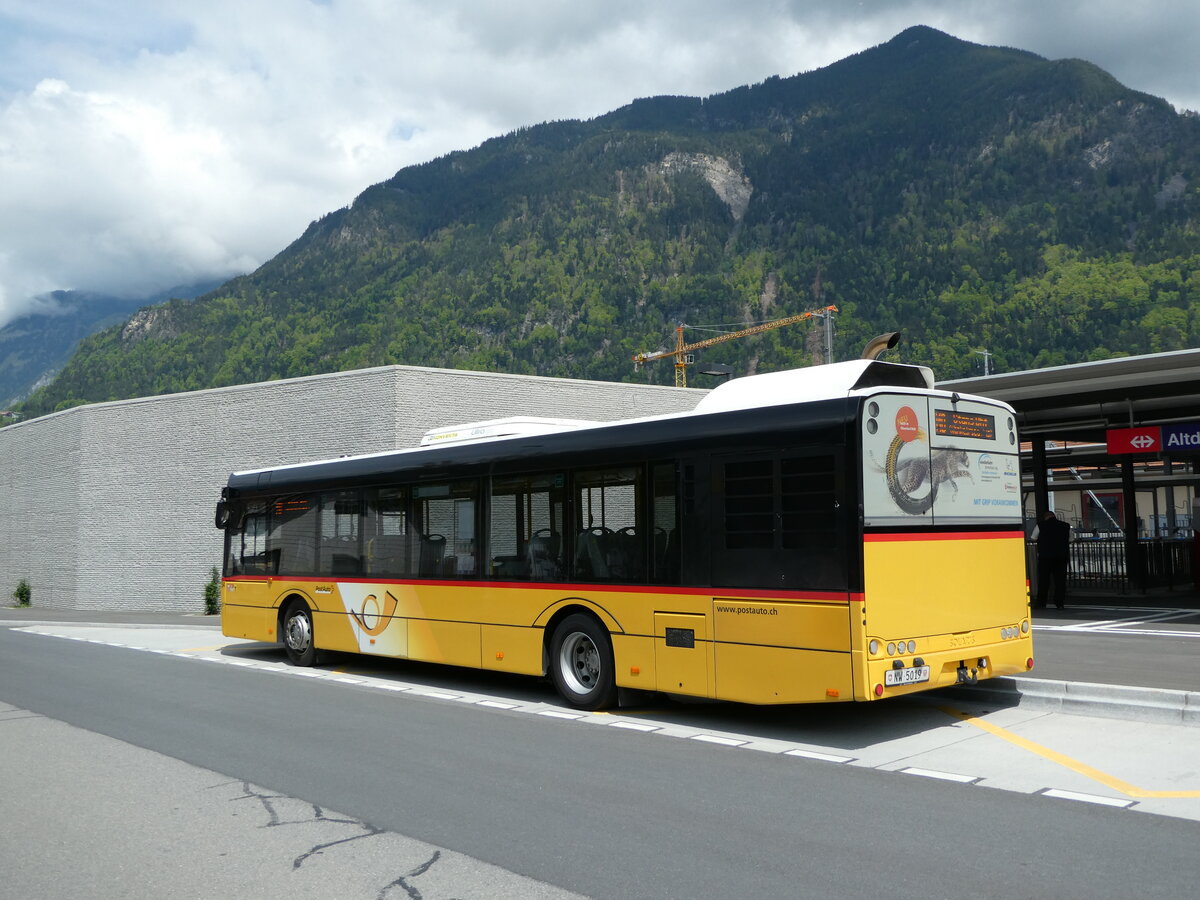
[1001,620,1030,639]
[867,638,917,656]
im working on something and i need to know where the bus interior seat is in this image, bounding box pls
[575,529,610,579]
[613,527,644,580]
[659,528,680,580]
[419,534,446,576]
[526,531,562,580]
[368,535,409,575]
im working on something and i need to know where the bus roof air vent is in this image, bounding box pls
[693,360,935,414]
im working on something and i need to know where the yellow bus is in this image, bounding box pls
[214,355,1032,709]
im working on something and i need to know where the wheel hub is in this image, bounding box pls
[285,612,311,653]
[561,632,599,692]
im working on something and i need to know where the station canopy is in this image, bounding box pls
[939,348,1200,446]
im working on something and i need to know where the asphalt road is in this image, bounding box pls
[2,624,1198,900]
[1025,604,1200,690]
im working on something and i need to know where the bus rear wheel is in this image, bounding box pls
[282,600,317,666]
[550,613,617,710]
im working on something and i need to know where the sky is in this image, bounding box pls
[0,0,1196,329]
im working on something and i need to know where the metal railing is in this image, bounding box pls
[1026,537,1194,595]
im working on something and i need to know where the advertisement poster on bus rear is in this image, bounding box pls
[862,394,1021,527]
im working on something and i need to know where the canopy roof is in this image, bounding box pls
[940,349,1200,444]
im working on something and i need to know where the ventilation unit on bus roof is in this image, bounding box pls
[420,416,597,447]
[693,359,935,415]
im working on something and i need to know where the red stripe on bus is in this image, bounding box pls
[222,574,856,603]
[864,531,1022,542]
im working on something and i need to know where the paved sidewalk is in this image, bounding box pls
[0,700,584,900]
[0,606,222,627]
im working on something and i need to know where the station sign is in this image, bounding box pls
[1107,426,1161,454]
[1107,423,1200,455]
[1162,423,1200,452]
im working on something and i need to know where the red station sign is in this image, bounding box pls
[1106,426,1162,454]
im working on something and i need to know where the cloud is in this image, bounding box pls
[0,0,1195,328]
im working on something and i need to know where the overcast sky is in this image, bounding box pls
[0,0,1196,329]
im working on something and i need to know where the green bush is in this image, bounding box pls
[13,578,31,607]
[203,567,221,615]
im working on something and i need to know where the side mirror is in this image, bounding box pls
[214,501,238,530]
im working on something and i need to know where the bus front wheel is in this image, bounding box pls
[550,613,617,710]
[282,600,317,666]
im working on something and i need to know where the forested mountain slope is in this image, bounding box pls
[19,25,1200,417]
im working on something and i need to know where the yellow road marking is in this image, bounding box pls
[940,705,1200,799]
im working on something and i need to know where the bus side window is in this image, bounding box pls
[227,504,269,575]
[652,462,680,584]
[489,473,565,581]
[780,454,843,587]
[319,490,362,576]
[573,466,644,582]
[713,452,844,590]
[267,495,318,576]
[365,487,412,577]
[414,480,479,578]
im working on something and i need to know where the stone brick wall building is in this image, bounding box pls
[1,366,701,612]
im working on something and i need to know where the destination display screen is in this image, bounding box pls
[934,408,996,441]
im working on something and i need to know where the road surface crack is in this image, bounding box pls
[379,850,457,900]
[227,781,388,870]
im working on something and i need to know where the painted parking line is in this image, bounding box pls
[939,704,1200,799]
[1036,607,1200,639]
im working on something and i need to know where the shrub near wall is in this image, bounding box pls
[12,578,31,607]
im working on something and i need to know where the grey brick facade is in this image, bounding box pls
[1,366,702,612]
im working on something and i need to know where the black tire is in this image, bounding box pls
[549,613,617,710]
[281,600,318,666]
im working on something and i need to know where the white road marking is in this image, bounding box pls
[785,749,854,763]
[900,767,980,784]
[1040,789,1135,808]
[691,734,748,747]
[610,721,658,732]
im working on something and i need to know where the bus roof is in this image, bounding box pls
[225,360,1001,494]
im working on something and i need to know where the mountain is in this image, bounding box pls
[0,282,224,409]
[16,25,1200,418]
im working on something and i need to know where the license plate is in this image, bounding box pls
[885,666,930,687]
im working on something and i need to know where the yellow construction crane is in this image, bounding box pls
[632,305,838,387]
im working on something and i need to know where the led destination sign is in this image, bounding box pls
[934,409,996,441]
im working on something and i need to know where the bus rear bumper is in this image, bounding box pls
[862,637,1032,700]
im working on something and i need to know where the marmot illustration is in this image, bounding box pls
[880,437,972,515]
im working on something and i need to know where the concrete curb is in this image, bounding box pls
[940,677,1200,727]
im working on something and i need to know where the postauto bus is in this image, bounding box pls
[215,353,1031,709]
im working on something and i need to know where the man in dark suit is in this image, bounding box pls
[1035,511,1071,609]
